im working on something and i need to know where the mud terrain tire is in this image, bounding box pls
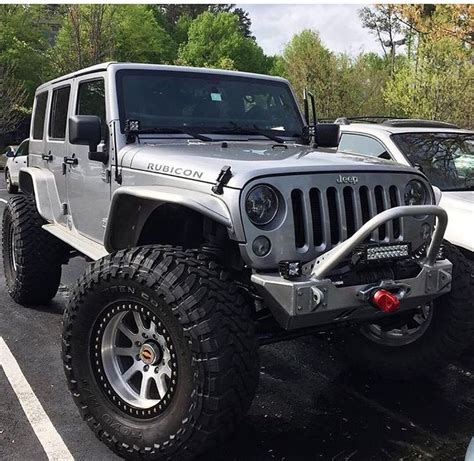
[62,245,259,460]
[2,194,65,304]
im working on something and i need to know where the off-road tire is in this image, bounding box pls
[341,242,474,379]
[5,169,18,194]
[2,194,65,304]
[62,245,259,460]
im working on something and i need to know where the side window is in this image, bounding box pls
[16,141,29,156]
[49,86,71,140]
[76,79,106,140]
[339,133,390,159]
[32,92,48,140]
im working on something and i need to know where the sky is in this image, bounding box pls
[239,4,383,57]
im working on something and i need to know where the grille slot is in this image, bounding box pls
[309,188,324,246]
[291,189,305,248]
[291,184,403,251]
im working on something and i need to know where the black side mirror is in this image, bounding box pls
[315,124,340,148]
[69,115,108,163]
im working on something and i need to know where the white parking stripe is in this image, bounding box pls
[0,337,74,460]
[0,198,7,204]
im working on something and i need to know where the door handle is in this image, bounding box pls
[42,151,53,162]
[63,156,78,166]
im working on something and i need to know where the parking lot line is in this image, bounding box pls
[0,337,74,461]
[0,198,7,204]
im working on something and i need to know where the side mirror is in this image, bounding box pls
[69,115,108,163]
[315,124,340,148]
[5,149,15,158]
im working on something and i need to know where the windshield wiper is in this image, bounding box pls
[137,128,213,142]
[212,123,286,144]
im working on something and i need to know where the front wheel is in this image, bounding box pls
[341,242,474,379]
[62,246,259,460]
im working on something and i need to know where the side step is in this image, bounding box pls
[42,224,109,261]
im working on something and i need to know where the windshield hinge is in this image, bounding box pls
[212,165,232,195]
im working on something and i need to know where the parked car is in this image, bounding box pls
[0,145,18,171]
[336,118,474,259]
[4,139,28,193]
[3,64,473,460]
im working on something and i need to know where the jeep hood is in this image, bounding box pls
[123,141,419,189]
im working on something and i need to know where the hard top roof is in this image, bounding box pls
[36,62,289,92]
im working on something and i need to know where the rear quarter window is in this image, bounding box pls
[49,86,71,140]
[32,92,48,140]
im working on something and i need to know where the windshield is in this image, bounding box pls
[116,69,304,139]
[392,132,474,191]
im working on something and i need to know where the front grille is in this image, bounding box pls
[291,184,403,250]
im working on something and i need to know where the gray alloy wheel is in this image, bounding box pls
[98,304,178,414]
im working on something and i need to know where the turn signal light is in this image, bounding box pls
[371,289,400,313]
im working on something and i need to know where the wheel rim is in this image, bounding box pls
[92,303,178,418]
[6,172,11,191]
[360,304,433,347]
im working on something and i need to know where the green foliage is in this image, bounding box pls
[177,12,268,73]
[384,38,473,128]
[0,5,53,101]
[0,4,472,134]
[50,5,176,75]
[113,6,176,64]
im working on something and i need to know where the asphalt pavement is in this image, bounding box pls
[0,173,473,461]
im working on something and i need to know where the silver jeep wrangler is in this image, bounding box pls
[2,62,473,460]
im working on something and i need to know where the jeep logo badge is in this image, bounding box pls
[336,174,359,185]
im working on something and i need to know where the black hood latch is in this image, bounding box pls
[212,165,232,195]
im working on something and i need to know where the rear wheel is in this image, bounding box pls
[62,246,259,460]
[341,242,474,379]
[5,169,18,194]
[2,194,66,304]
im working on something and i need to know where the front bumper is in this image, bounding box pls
[251,205,452,330]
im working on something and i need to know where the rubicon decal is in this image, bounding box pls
[147,163,204,179]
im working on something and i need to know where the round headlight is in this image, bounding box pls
[245,185,279,226]
[404,180,428,206]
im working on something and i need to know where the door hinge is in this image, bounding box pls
[101,169,111,183]
[62,203,68,215]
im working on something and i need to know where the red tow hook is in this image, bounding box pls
[371,289,400,313]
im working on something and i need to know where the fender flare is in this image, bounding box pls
[104,186,233,252]
[19,168,63,222]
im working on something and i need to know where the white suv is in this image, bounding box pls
[5,138,28,193]
[337,119,474,258]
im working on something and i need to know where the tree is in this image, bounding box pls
[151,4,253,47]
[50,5,176,75]
[0,5,56,101]
[0,65,28,134]
[177,12,267,73]
[50,5,116,74]
[113,5,176,64]
[278,30,338,118]
[359,6,406,74]
[384,37,473,128]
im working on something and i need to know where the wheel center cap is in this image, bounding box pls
[139,343,161,365]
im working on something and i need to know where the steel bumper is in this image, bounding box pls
[251,205,452,330]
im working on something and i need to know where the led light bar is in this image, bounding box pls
[352,242,412,266]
